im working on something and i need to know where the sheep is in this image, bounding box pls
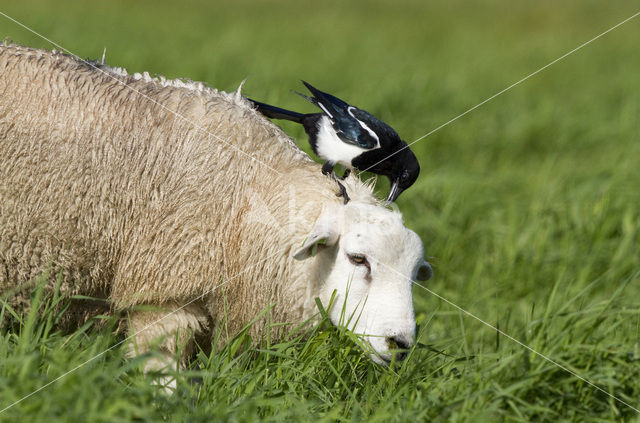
[0,43,433,377]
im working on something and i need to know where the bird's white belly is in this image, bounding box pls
[315,116,369,168]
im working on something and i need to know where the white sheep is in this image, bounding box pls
[0,43,433,376]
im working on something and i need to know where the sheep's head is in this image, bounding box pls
[293,201,432,365]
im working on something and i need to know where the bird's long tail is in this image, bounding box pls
[248,99,305,123]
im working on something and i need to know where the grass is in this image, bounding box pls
[1,0,640,421]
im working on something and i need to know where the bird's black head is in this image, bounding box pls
[386,149,420,202]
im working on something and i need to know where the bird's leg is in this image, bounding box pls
[335,180,350,204]
[322,161,335,176]
[341,168,351,180]
[322,161,349,203]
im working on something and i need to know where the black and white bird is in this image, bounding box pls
[249,81,420,202]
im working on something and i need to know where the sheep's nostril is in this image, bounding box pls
[387,336,412,350]
[386,336,412,361]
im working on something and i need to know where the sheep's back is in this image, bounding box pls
[0,44,309,318]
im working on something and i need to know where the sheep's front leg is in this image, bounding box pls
[126,302,209,390]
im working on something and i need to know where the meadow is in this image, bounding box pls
[1,0,639,421]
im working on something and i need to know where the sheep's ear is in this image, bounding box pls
[293,217,340,261]
[416,260,433,281]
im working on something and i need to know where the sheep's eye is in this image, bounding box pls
[347,254,368,266]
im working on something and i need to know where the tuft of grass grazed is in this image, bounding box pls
[1,0,640,421]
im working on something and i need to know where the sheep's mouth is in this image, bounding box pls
[379,355,393,366]
[371,348,409,367]
[370,352,391,366]
[366,337,411,366]
[370,350,408,366]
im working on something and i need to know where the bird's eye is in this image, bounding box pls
[347,254,368,267]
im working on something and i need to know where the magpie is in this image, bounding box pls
[249,81,420,202]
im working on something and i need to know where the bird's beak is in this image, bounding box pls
[386,178,403,202]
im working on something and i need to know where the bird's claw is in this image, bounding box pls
[323,162,349,203]
[335,180,350,204]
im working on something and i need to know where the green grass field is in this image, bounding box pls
[2,0,640,421]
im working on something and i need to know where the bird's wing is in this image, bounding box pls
[301,82,379,149]
[349,108,398,141]
[333,113,379,149]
